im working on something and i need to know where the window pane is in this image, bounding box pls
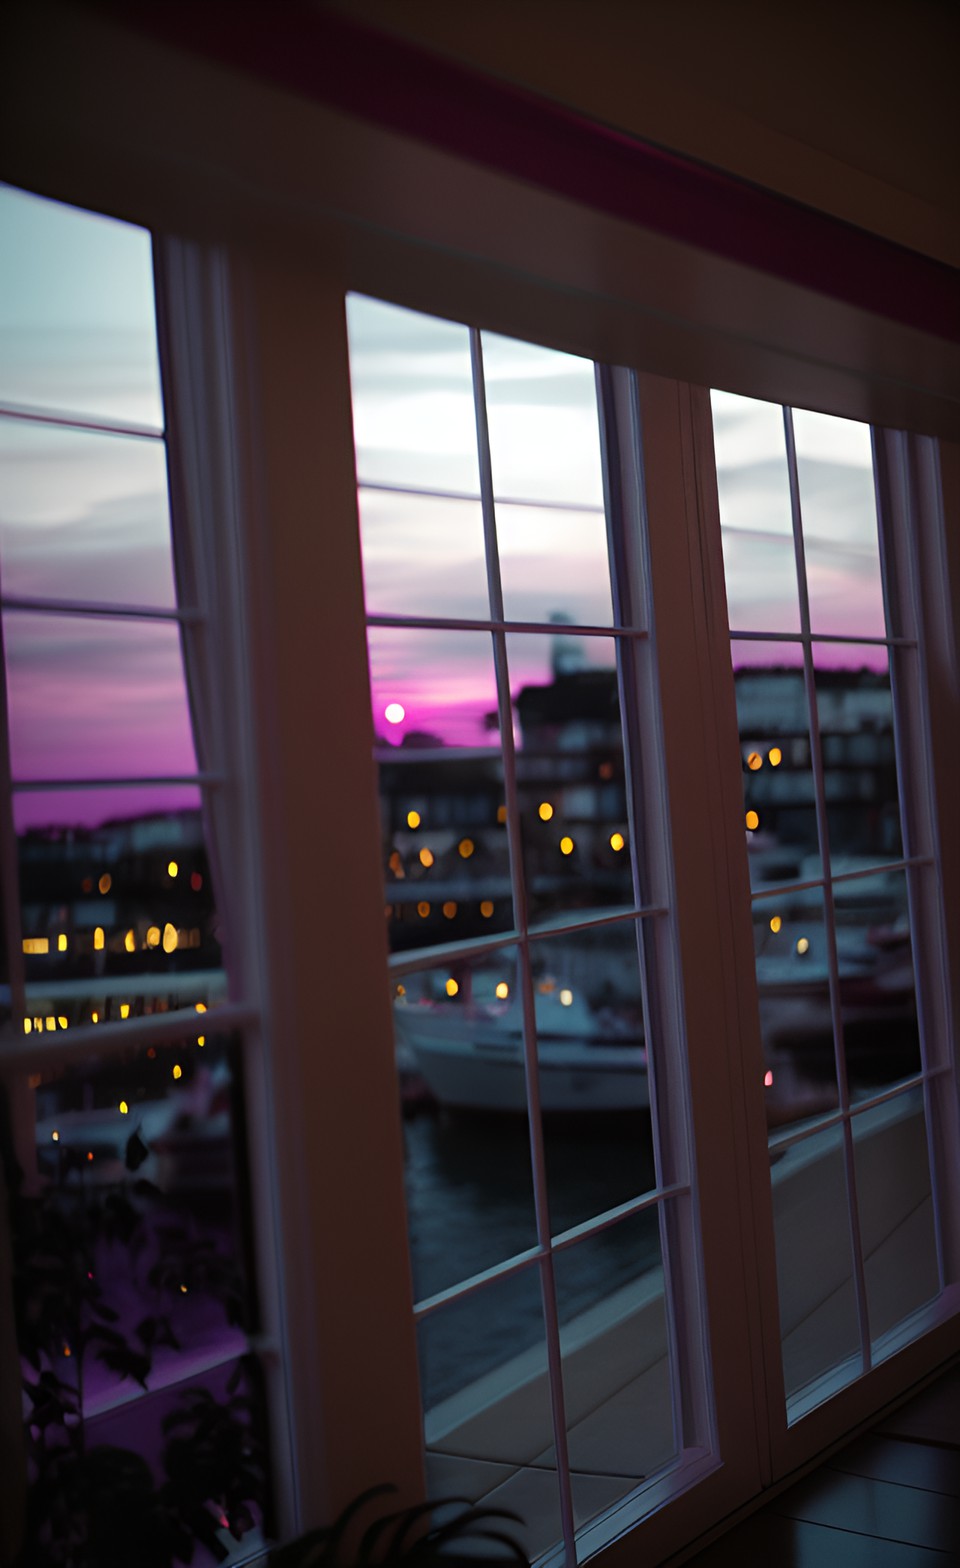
[770,1122,861,1415]
[13,785,222,1032]
[496,503,613,628]
[0,183,163,430]
[553,1212,674,1525]
[0,419,175,607]
[526,924,654,1233]
[507,632,634,925]
[346,294,480,493]
[793,408,885,639]
[482,331,604,509]
[395,948,538,1298]
[357,488,489,621]
[814,645,902,867]
[851,1088,939,1354]
[836,869,921,1100]
[369,626,513,950]
[8,1034,266,1565]
[756,887,838,1131]
[732,641,820,891]
[711,390,800,633]
[4,612,198,782]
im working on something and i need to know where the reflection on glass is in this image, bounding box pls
[357,489,489,622]
[496,503,613,628]
[554,1212,673,1517]
[482,331,604,509]
[0,183,164,430]
[9,1034,266,1565]
[710,390,800,633]
[507,632,633,925]
[0,420,175,607]
[754,888,838,1130]
[395,949,537,1297]
[814,646,902,867]
[369,626,512,951]
[732,641,819,892]
[770,1122,861,1413]
[852,1088,939,1354]
[526,925,653,1229]
[836,870,920,1099]
[346,294,480,494]
[4,612,197,781]
[793,409,885,640]
[12,786,222,1029]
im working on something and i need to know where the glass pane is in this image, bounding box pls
[507,632,634,926]
[482,331,604,509]
[814,645,902,867]
[0,419,175,607]
[346,294,480,493]
[711,389,800,633]
[755,887,838,1131]
[496,503,613,628]
[0,183,163,430]
[525,925,654,1232]
[357,487,489,621]
[732,641,820,891]
[793,408,886,639]
[4,612,197,782]
[553,1212,674,1521]
[395,949,538,1298]
[770,1122,861,1414]
[12,786,222,1032]
[836,869,921,1100]
[8,1034,266,1565]
[852,1087,939,1353]
[369,627,513,951]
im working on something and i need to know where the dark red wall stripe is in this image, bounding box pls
[104,1,959,343]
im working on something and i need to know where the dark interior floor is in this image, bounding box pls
[686,1363,960,1564]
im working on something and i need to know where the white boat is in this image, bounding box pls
[393,985,648,1114]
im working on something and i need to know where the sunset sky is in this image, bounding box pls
[0,183,890,826]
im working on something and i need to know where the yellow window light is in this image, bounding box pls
[124,929,136,953]
[747,751,762,771]
[609,832,625,852]
[57,934,68,952]
[119,1101,129,1115]
[146,926,161,948]
[167,860,179,878]
[796,937,810,955]
[768,747,783,767]
[195,1002,207,1013]
[22,1019,31,1035]
[162,923,178,954]
[22,937,49,955]
[445,978,459,997]
[94,926,105,951]
[406,810,421,829]
[419,847,434,868]
[120,1004,130,1019]
[538,802,554,822]
[770,915,782,934]
[45,1017,56,1032]
[91,1010,99,1023]
[197,1035,205,1047]
[495,982,509,1000]
[458,838,474,858]
[57,1016,68,1030]
[745,810,760,831]
[559,836,574,856]
[172,1064,182,1080]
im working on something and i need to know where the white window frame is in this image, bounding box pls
[2,7,959,1561]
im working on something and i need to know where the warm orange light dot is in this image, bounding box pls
[417,901,430,918]
[768,747,782,767]
[480,900,494,918]
[496,804,507,824]
[598,761,613,780]
[538,802,554,822]
[747,752,762,771]
[445,978,459,998]
[162,923,178,954]
[195,1002,207,1014]
[396,984,406,997]
[458,838,474,859]
[770,916,782,934]
[495,982,509,999]
[559,836,574,856]
[172,1064,183,1080]
[419,847,434,868]
[180,1284,188,1294]
[124,929,136,953]
[91,1011,99,1024]
[63,1344,71,1357]
[86,1152,94,1162]
[146,1046,156,1058]
[442,901,457,919]
[406,810,421,829]
[98,873,112,895]
[745,810,760,831]
[51,1130,59,1142]
[146,925,161,948]
[609,832,625,852]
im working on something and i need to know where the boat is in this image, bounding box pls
[393,983,648,1114]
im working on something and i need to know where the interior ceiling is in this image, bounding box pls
[327,0,960,261]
